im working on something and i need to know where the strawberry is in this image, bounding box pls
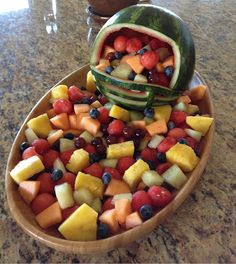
[167,128,187,141]
[148,186,172,207]
[157,137,176,153]
[170,111,187,126]
[114,35,128,52]
[31,139,50,155]
[131,190,152,211]
[107,120,125,136]
[156,162,172,175]
[116,157,135,174]
[84,144,96,154]
[104,167,122,180]
[59,150,74,165]
[141,50,159,70]
[140,148,157,162]
[98,107,110,124]
[43,149,59,169]
[68,85,84,102]
[83,163,103,178]
[102,197,114,212]
[126,38,142,53]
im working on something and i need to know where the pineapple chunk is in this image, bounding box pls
[186,116,214,135]
[55,183,75,209]
[66,149,89,174]
[27,113,53,138]
[109,105,130,122]
[123,159,150,190]
[10,156,45,184]
[86,70,96,92]
[154,105,172,122]
[51,85,68,101]
[166,143,199,172]
[58,203,98,241]
[74,172,104,198]
[107,141,134,159]
[73,187,94,206]
[162,164,187,189]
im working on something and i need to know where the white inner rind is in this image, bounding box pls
[91,23,181,89]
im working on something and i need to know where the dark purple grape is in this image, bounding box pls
[134,128,145,139]
[101,123,108,136]
[91,137,103,147]
[106,52,116,62]
[106,135,117,145]
[74,137,86,148]
[133,139,140,149]
[96,144,106,154]
[123,126,134,139]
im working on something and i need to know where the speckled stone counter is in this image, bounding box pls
[0,0,236,263]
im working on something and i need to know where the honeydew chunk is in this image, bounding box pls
[99,158,118,168]
[58,203,98,241]
[162,164,187,189]
[66,149,89,174]
[51,85,68,101]
[166,143,199,172]
[123,159,150,191]
[138,137,150,151]
[109,105,130,122]
[107,141,134,159]
[141,170,164,187]
[74,172,104,198]
[110,63,132,80]
[53,157,66,173]
[59,138,75,152]
[129,110,144,121]
[154,105,172,122]
[111,193,132,205]
[10,155,45,184]
[79,131,93,144]
[148,135,165,149]
[55,183,75,209]
[173,102,188,112]
[91,197,102,213]
[24,128,39,144]
[186,116,214,135]
[134,74,148,83]
[73,187,94,206]
[184,128,202,142]
[27,113,53,138]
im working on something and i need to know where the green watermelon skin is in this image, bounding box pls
[90,4,195,109]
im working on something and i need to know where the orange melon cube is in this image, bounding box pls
[104,179,130,196]
[91,100,103,108]
[47,129,64,145]
[95,60,110,71]
[74,104,90,115]
[80,116,101,136]
[146,119,167,136]
[50,113,70,130]
[176,95,191,104]
[162,56,174,68]
[125,212,143,229]
[68,114,77,129]
[131,120,146,129]
[103,46,115,58]
[126,55,144,74]
[99,209,120,234]
[156,62,164,73]
[189,85,207,102]
[114,198,132,225]
[47,108,56,119]
[18,181,40,204]
[76,113,90,130]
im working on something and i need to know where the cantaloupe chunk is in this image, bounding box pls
[126,55,144,74]
[146,119,167,136]
[35,202,62,229]
[99,209,119,234]
[91,100,103,108]
[76,113,90,130]
[68,114,77,129]
[80,116,101,136]
[47,129,64,145]
[114,198,132,225]
[50,113,70,130]
[27,113,53,138]
[131,120,146,129]
[18,181,40,204]
[156,62,164,73]
[162,56,174,68]
[120,54,133,64]
[86,70,97,92]
[104,179,130,196]
[125,212,143,229]
[95,60,110,71]
[74,104,91,115]
[47,108,56,118]
[189,85,207,102]
[186,116,214,135]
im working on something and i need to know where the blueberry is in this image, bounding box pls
[167,121,175,130]
[81,97,90,104]
[102,172,111,185]
[89,108,100,119]
[144,107,154,118]
[139,205,154,221]
[146,160,156,170]
[114,51,123,60]
[128,71,136,81]
[97,223,110,239]
[80,86,86,91]
[179,138,188,145]
[164,66,174,78]
[51,140,60,151]
[105,66,114,75]
[20,141,30,153]
[138,48,147,55]
[89,153,101,163]
[157,152,166,163]
[51,169,63,181]
[64,133,75,140]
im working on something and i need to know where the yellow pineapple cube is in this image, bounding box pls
[107,141,134,159]
[186,116,214,135]
[123,159,150,190]
[86,71,96,92]
[10,156,45,184]
[74,172,104,198]
[109,105,130,122]
[58,203,98,241]
[51,85,68,101]
[166,143,199,172]
[66,149,89,174]
[154,105,172,122]
[27,113,53,138]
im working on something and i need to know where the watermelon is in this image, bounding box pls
[90,5,195,110]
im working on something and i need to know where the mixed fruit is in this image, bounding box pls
[10,76,213,241]
[97,28,174,87]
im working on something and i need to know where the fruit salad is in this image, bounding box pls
[10,78,213,241]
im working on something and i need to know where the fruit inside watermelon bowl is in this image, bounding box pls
[6,5,214,254]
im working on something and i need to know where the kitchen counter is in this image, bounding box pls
[0,0,235,263]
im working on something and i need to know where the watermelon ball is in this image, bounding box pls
[102,172,111,185]
[126,38,142,53]
[164,66,174,78]
[53,99,73,114]
[20,141,30,153]
[74,137,86,149]
[141,50,159,70]
[51,169,63,182]
[131,190,152,211]
[156,152,166,163]
[107,120,125,136]
[139,205,154,221]
[144,107,154,118]
[148,186,172,207]
[97,223,110,239]
[89,108,100,119]
[114,35,128,52]
[105,66,114,75]
[116,157,135,174]
[32,139,50,155]
[68,85,83,102]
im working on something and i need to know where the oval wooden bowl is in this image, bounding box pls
[5,65,214,254]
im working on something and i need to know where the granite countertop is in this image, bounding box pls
[0,0,236,263]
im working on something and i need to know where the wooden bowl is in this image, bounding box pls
[5,64,214,254]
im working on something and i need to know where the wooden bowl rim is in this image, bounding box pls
[5,65,215,253]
